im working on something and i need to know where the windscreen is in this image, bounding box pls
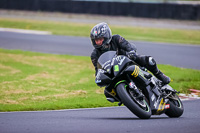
[97,51,116,70]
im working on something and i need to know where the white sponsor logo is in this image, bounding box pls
[96,69,104,79]
[154,100,159,108]
[102,60,111,69]
[115,56,125,66]
[151,94,155,101]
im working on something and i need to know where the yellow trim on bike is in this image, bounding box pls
[157,98,166,112]
[131,66,139,77]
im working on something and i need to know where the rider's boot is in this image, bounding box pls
[154,70,171,85]
[143,56,171,85]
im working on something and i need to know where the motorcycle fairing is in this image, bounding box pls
[95,69,112,87]
[146,85,170,115]
[112,55,132,77]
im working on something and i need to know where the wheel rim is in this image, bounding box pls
[128,89,150,112]
[170,94,182,108]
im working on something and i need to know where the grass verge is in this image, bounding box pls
[0,49,200,112]
[0,18,200,45]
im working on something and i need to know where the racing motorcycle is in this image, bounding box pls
[95,51,184,119]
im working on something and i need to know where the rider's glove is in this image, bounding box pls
[126,50,137,60]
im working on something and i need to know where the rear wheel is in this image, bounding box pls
[116,83,151,119]
[165,94,184,118]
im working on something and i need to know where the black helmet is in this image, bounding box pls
[90,22,112,51]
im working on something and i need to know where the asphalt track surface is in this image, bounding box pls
[0,31,200,70]
[0,100,200,133]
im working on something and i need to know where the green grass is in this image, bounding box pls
[0,18,200,45]
[0,49,200,112]
[0,49,116,111]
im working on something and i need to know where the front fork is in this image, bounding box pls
[126,74,143,97]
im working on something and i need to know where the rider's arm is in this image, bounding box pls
[112,35,137,60]
[90,49,99,75]
[112,34,137,52]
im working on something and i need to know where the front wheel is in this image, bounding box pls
[165,94,184,118]
[116,83,151,119]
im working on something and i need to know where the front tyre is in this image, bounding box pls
[116,83,151,119]
[165,94,184,118]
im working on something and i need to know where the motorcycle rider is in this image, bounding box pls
[90,22,171,102]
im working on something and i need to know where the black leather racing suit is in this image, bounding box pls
[90,34,159,76]
[90,34,170,99]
